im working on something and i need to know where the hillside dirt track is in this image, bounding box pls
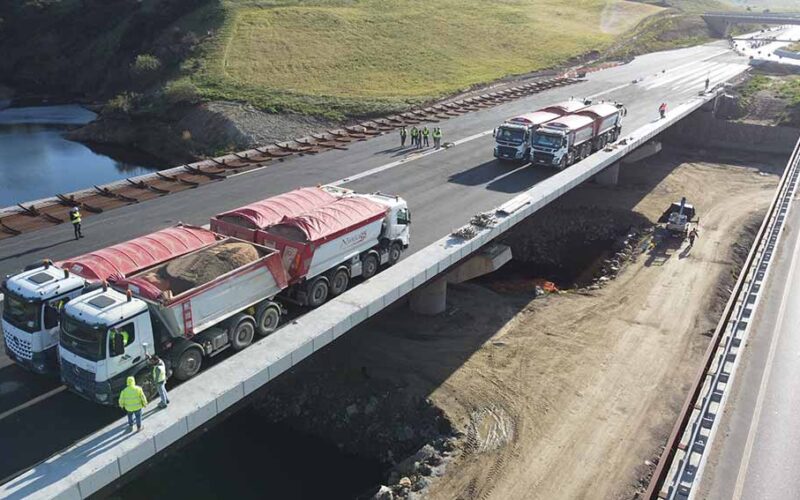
[418,150,781,500]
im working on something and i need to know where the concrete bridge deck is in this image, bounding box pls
[0,42,749,498]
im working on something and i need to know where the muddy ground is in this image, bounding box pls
[252,146,782,500]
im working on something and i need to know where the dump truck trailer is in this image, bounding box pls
[214,187,411,308]
[58,238,288,404]
[1,225,216,374]
[531,102,624,170]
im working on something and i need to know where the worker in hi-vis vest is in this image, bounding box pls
[69,206,83,240]
[118,376,148,431]
[149,355,170,408]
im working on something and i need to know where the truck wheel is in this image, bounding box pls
[558,157,567,170]
[307,277,330,307]
[387,242,402,266]
[255,303,281,337]
[361,253,379,280]
[229,314,256,351]
[329,268,350,297]
[173,345,203,381]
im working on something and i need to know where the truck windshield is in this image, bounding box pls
[496,127,525,145]
[60,315,106,361]
[533,133,562,148]
[2,291,41,333]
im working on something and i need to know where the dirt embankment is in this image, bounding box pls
[245,147,782,500]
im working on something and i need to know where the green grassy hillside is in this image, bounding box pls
[0,0,746,120]
[190,0,663,117]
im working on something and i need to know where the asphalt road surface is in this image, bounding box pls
[699,156,800,499]
[0,41,749,482]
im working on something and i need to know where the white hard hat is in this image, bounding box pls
[70,207,79,212]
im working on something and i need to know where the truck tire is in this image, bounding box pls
[387,242,402,266]
[173,344,203,381]
[307,277,330,308]
[255,303,281,337]
[361,253,379,280]
[558,156,567,171]
[329,268,350,297]
[228,314,256,351]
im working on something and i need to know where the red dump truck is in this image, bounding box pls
[493,99,591,161]
[58,236,289,402]
[530,102,624,170]
[2,224,216,374]
[58,187,411,403]
[213,186,411,307]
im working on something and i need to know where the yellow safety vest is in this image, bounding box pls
[118,384,147,412]
[422,128,429,137]
[70,211,82,225]
[152,363,166,384]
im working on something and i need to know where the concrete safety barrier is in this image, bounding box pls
[0,78,747,499]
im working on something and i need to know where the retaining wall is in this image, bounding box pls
[664,109,800,155]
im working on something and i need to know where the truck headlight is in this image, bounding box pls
[96,393,108,403]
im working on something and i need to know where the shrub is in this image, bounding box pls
[164,79,201,105]
[104,92,141,116]
[131,54,162,75]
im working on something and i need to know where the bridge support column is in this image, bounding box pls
[410,243,513,316]
[410,277,447,315]
[594,162,620,186]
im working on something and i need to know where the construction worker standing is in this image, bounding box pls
[399,126,407,147]
[432,127,443,149]
[69,207,83,240]
[688,227,699,247]
[658,102,667,119]
[149,355,169,408]
[410,126,419,147]
[118,376,147,431]
[422,126,430,147]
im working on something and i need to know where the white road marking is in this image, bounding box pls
[0,386,67,423]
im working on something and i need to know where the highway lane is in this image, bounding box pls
[0,41,748,481]
[698,151,800,498]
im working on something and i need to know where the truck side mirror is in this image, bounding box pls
[111,334,125,357]
[493,128,497,138]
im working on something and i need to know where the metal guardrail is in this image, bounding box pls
[646,133,800,499]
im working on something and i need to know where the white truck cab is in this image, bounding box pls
[2,263,86,373]
[360,192,411,249]
[58,286,152,404]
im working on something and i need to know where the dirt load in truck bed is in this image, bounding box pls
[139,242,260,296]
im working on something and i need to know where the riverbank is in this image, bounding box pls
[0,105,161,207]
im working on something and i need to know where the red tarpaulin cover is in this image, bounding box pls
[214,187,338,230]
[57,225,217,282]
[273,197,387,244]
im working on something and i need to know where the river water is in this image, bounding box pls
[0,105,160,208]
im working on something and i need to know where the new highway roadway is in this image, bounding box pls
[699,141,800,498]
[0,40,750,483]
